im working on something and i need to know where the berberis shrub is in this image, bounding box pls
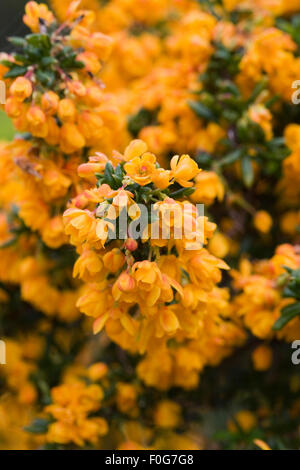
[0,0,300,450]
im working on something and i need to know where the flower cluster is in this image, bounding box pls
[232,244,300,341]
[63,139,245,389]
[0,1,127,322]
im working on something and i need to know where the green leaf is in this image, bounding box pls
[241,155,254,187]
[0,60,15,68]
[273,302,300,330]
[169,187,195,199]
[195,151,212,169]
[8,36,27,48]
[247,79,268,104]
[4,66,28,78]
[26,44,42,61]
[72,60,85,69]
[35,69,55,87]
[104,162,116,188]
[14,54,29,64]
[40,56,57,67]
[188,100,218,122]
[219,148,243,167]
[24,418,51,434]
[26,33,51,51]
[128,108,158,137]
[115,164,124,181]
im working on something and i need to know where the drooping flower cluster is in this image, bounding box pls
[0,1,128,321]
[63,139,245,389]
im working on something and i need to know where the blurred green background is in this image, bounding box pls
[0,0,44,140]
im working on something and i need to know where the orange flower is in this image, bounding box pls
[77,51,101,75]
[45,117,60,146]
[190,171,224,205]
[170,154,200,187]
[154,400,181,428]
[42,216,68,249]
[132,261,163,306]
[123,140,148,161]
[77,111,104,146]
[151,168,171,189]
[9,77,32,102]
[160,307,180,334]
[60,123,86,154]
[63,208,96,245]
[41,91,60,115]
[116,383,138,415]
[124,153,157,186]
[78,154,109,183]
[103,248,125,273]
[73,249,105,282]
[26,106,48,138]
[252,345,273,371]
[116,272,136,293]
[57,98,77,123]
[254,211,273,234]
[5,98,23,118]
[23,1,54,33]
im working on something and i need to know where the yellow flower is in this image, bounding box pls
[252,344,273,371]
[116,382,138,415]
[132,261,163,306]
[190,171,224,205]
[280,211,299,235]
[154,400,181,429]
[285,124,300,151]
[77,51,101,75]
[63,208,97,245]
[208,232,230,259]
[77,111,104,146]
[170,154,200,188]
[124,153,157,186]
[41,91,60,115]
[41,216,68,249]
[73,249,105,282]
[9,77,32,102]
[103,248,125,273]
[123,139,148,161]
[228,410,257,433]
[23,1,54,32]
[151,168,171,189]
[26,106,48,138]
[60,123,86,154]
[160,306,180,334]
[57,98,77,123]
[78,154,109,183]
[254,211,273,234]
[87,363,108,381]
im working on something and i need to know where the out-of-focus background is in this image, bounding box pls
[0,0,44,140]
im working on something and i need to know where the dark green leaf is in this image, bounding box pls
[24,418,51,435]
[219,148,243,167]
[4,66,28,78]
[273,302,300,330]
[169,187,195,199]
[8,36,26,48]
[188,100,218,123]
